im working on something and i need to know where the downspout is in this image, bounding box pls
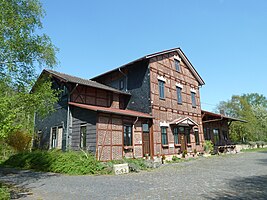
[66,83,78,151]
[118,68,128,91]
[132,117,139,158]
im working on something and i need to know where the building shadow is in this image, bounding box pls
[202,175,267,200]
[0,167,59,199]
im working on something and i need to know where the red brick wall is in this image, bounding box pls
[149,52,204,155]
[96,113,144,161]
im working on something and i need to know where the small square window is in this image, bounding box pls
[175,59,180,72]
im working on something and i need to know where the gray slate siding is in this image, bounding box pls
[70,106,97,153]
[126,61,151,114]
[35,101,68,150]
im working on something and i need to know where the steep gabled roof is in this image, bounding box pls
[92,47,205,85]
[42,69,130,95]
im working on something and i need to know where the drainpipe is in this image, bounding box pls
[66,83,78,151]
[132,117,139,158]
[118,68,128,91]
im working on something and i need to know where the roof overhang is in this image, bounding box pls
[201,110,247,123]
[69,102,153,119]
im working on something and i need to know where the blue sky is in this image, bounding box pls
[40,0,267,111]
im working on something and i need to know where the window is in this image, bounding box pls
[124,125,132,146]
[142,124,149,132]
[222,130,228,141]
[119,79,124,90]
[194,129,200,145]
[191,92,196,108]
[158,80,165,99]
[213,129,220,144]
[161,127,168,145]
[80,124,87,150]
[176,87,182,104]
[175,59,180,72]
[51,127,57,148]
[173,127,179,144]
[186,128,191,144]
[204,127,211,140]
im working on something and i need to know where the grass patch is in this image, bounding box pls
[241,147,267,153]
[0,182,10,200]
[1,150,111,175]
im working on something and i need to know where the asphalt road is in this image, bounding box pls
[1,151,267,200]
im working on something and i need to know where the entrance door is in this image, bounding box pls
[179,134,186,152]
[142,123,150,156]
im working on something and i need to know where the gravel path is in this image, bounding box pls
[1,151,267,200]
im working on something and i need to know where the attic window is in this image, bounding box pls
[175,59,180,72]
[174,55,181,72]
[119,79,124,90]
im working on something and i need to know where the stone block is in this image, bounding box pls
[113,163,129,175]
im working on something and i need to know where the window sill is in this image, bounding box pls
[162,144,169,148]
[187,143,192,146]
[192,106,197,108]
[177,102,183,105]
[124,146,133,150]
[159,98,165,101]
[174,144,181,147]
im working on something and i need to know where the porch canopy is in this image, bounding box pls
[169,117,198,127]
[201,110,247,125]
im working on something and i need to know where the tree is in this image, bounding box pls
[0,0,59,141]
[217,93,267,143]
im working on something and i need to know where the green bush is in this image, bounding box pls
[204,140,213,153]
[0,183,10,200]
[256,141,265,148]
[172,156,180,162]
[2,150,110,175]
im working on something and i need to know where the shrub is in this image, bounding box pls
[172,156,180,162]
[182,150,187,158]
[6,131,32,152]
[204,140,213,153]
[0,183,10,200]
[256,141,265,148]
[2,150,110,175]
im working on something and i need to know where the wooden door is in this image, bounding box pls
[57,127,63,149]
[179,134,186,152]
[142,123,150,156]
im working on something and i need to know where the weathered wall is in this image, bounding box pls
[93,60,151,114]
[70,106,97,153]
[149,51,204,155]
[34,81,68,150]
[96,113,144,161]
[203,119,230,146]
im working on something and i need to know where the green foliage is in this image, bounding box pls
[248,141,256,148]
[0,0,58,87]
[2,150,110,175]
[0,183,10,200]
[182,150,187,158]
[0,140,15,163]
[6,131,32,152]
[217,93,267,143]
[204,140,214,153]
[124,158,149,172]
[0,0,59,141]
[241,147,267,153]
[172,156,181,162]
